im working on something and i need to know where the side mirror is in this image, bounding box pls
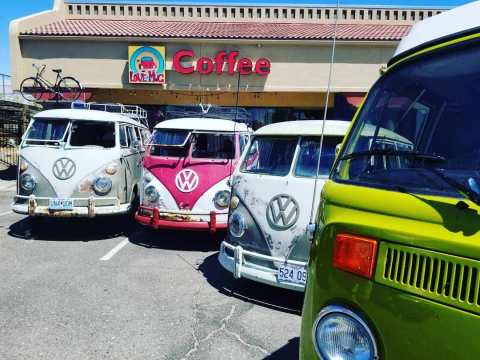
[335,143,342,156]
[7,139,17,147]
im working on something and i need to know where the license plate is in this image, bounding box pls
[49,198,74,211]
[277,264,307,285]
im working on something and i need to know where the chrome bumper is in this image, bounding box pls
[12,195,130,218]
[219,241,306,292]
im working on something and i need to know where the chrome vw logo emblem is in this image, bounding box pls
[52,158,76,180]
[175,169,199,193]
[266,194,300,230]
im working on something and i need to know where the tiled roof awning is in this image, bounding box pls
[21,19,411,41]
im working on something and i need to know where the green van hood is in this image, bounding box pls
[321,180,480,260]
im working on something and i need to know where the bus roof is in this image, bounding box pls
[34,109,148,128]
[254,120,350,137]
[393,1,480,63]
[154,117,250,132]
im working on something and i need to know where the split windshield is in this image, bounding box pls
[335,41,480,198]
[295,136,343,177]
[149,130,235,159]
[70,121,115,148]
[242,136,342,177]
[25,118,116,148]
[25,118,69,144]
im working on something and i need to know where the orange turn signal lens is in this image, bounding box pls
[333,233,378,279]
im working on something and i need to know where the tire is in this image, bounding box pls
[57,76,82,101]
[19,77,44,101]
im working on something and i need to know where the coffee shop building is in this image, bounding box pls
[10,0,445,127]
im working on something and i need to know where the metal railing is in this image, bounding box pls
[0,74,12,99]
[71,102,149,127]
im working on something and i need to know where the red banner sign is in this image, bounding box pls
[173,50,271,76]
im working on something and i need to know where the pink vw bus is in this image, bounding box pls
[136,118,251,232]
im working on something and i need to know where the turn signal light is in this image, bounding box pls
[333,233,378,279]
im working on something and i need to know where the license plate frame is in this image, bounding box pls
[48,198,74,211]
[277,264,307,285]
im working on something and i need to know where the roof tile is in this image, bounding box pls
[21,19,411,41]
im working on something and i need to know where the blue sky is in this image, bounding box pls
[1,0,474,75]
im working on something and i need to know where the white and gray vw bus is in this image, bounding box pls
[219,120,349,291]
[11,103,150,218]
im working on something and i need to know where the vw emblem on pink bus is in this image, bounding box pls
[175,169,199,193]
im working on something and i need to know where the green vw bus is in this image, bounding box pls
[301,3,480,359]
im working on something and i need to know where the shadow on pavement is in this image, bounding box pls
[8,215,136,241]
[263,337,300,360]
[198,253,305,315]
[128,227,223,252]
[0,165,16,181]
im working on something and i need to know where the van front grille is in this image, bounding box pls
[375,242,480,315]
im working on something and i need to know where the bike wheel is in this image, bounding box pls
[57,76,82,101]
[20,77,44,101]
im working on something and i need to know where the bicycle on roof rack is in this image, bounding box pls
[20,64,82,102]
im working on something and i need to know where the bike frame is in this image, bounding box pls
[33,65,62,91]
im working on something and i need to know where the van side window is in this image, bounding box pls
[142,129,150,144]
[120,125,128,147]
[126,126,136,148]
[134,127,142,142]
[239,134,249,154]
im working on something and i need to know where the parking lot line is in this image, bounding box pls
[0,211,12,217]
[100,238,129,261]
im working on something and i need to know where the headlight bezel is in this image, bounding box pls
[144,185,160,204]
[229,211,246,238]
[214,190,231,209]
[312,305,378,360]
[92,176,113,196]
[20,173,36,193]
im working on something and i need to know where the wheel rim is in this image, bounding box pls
[20,78,44,101]
[58,77,82,101]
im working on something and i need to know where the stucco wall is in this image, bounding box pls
[16,38,395,93]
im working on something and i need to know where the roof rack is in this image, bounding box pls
[71,102,148,127]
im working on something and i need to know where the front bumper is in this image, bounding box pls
[11,195,129,217]
[135,206,227,232]
[219,241,306,292]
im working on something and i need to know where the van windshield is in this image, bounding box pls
[70,121,115,148]
[334,41,480,198]
[295,136,344,177]
[149,129,190,157]
[25,118,69,144]
[242,137,297,176]
[192,133,235,159]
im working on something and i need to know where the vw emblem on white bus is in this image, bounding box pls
[266,194,300,230]
[52,158,76,180]
[175,169,199,193]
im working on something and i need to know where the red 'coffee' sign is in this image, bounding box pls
[173,50,271,76]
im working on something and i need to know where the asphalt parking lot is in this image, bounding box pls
[0,185,303,360]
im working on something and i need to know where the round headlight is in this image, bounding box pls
[93,177,112,195]
[144,185,159,203]
[214,190,231,208]
[20,173,36,193]
[229,212,246,238]
[313,306,378,360]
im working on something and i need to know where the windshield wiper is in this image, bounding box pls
[421,168,480,206]
[340,149,446,162]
